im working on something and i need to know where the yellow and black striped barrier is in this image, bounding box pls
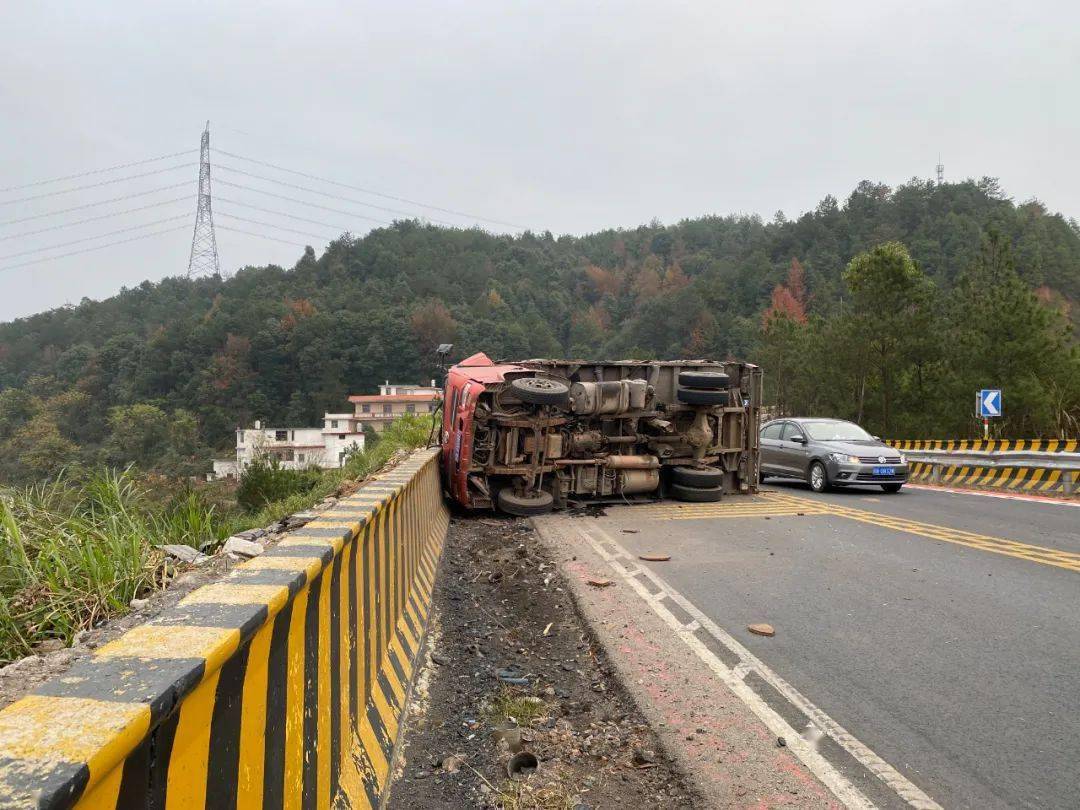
[0,446,448,809]
[905,460,1074,493]
[889,439,1078,453]
[889,439,1078,494]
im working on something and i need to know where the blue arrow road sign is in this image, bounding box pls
[979,389,1002,418]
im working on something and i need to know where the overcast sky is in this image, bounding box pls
[1,1,1077,322]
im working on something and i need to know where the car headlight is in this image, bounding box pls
[829,452,860,464]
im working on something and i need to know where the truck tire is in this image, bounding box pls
[676,387,729,406]
[678,370,730,390]
[509,377,571,407]
[670,483,723,502]
[496,488,554,516]
[671,465,724,488]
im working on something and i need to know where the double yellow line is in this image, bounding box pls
[628,492,1080,575]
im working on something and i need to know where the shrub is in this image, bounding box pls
[236,456,322,512]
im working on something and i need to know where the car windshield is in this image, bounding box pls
[801,420,873,441]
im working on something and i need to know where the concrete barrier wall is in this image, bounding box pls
[0,447,448,809]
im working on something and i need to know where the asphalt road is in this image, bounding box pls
[590,483,1080,809]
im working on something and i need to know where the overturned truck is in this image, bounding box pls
[441,354,762,515]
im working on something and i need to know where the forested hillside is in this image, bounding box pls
[1,177,1079,483]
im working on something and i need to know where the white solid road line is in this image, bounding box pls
[577,522,943,810]
[904,483,1080,507]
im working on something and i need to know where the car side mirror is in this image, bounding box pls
[873,435,881,441]
[791,435,807,444]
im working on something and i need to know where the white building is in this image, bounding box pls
[210,414,366,479]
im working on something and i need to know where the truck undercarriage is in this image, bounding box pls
[442,357,762,515]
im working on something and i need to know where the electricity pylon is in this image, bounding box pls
[187,121,221,277]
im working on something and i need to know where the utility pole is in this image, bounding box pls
[187,121,221,277]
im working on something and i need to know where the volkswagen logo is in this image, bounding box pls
[878,456,886,464]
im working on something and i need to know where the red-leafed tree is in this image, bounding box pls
[763,258,809,326]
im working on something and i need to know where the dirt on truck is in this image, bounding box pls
[440,354,762,515]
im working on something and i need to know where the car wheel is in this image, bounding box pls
[808,461,829,493]
[509,377,571,407]
[881,483,903,494]
[671,465,725,488]
[670,483,723,502]
[496,488,555,516]
[677,370,730,390]
[676,387,730,406]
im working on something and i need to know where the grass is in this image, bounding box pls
[497,781,576,810]
[0,413,436,665]
[483,687,547,726]
[0,469,229,662]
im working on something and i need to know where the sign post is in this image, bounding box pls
[977,389,1002,439]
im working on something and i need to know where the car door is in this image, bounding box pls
[759,422,785,474]
[779,421,811,478]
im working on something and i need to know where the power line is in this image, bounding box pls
[0,163,197,206]
[0,182,195,226]
[214,148,526,230]
[0,225,189,274]
[215,196,356,234]
[216,211,339,241]
[214,164,458,226]
[0,150,197,193]
[215,179,393,225]
[0,196,191,241]
[216,224,310,248]
[0,214,191,261]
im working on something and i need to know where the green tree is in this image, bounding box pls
[943,232,1080,436]
[842,242,936,434]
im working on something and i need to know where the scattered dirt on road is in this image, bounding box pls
[389,517,694,809]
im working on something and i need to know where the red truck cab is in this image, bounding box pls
[441,352,529,509]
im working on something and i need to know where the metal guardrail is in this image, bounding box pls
[903,449,1080,471]
[902,448,1079,494]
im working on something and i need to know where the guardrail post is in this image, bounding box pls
[1065,471,1077,496]
[930,463,941,485]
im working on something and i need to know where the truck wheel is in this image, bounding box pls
[496,488,554,516]
[676,387,729,406]
[671,466,724,487]
[509,377,571,407]
[670,483,723,502]
[678,370,730,389]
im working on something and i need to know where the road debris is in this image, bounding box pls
[747,623,775,637]
[221,536,264,558]
[542,622,553,636]
[440,754,467,773]
[159,544,210,564]
[638,554,671,562]
[586,577,614,588]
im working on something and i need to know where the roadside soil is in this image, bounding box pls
[388,516,694,809]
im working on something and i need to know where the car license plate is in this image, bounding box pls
[872,466,894,476]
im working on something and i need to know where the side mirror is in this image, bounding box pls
[791,435,807,444]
